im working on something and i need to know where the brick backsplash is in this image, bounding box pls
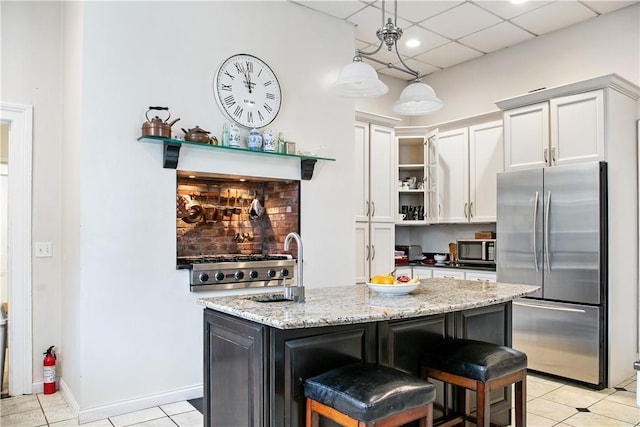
[177,177,300,257]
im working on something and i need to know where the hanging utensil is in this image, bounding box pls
[234,190,242,215]
[215,190,225,221]
[203,185,217,222]
[224,189,232,217]
[182,194,204,224]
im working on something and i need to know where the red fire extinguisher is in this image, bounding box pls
[43,346,56,395]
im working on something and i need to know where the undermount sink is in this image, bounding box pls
[245,293,292,303]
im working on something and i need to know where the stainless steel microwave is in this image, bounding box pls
[457,239,496,265]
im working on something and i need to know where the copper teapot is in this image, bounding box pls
[141,106,180,138]
[181,126,217,144]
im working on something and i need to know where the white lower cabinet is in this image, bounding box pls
[356,222,395,283]
[412,267,433,279]
[465,271,497,282]
[395,266,413,278]
[432,269,466,280]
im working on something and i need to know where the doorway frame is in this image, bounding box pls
[1,102,33,396]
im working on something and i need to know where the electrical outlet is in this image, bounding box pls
[35,242,53,257]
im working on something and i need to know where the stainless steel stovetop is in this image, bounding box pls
[178,254,296,292]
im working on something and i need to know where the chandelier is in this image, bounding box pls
[330,0,443,115]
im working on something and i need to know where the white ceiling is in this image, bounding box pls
[291,0,638,80]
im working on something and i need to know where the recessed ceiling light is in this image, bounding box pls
[405,39,420,48]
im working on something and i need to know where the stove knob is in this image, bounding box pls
[199,272,210,283]
[235,271,245,280]
[280,269,290,277]
[249,270,259,279]
[214,272,225,281]
[267,269,276,278]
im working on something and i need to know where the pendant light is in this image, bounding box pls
[330,0,443,115]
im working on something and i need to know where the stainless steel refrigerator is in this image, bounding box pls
[497,161,607,389]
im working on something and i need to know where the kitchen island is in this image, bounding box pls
[199,279,538,427]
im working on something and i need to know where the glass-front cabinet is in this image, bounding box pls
[396,129,438,225]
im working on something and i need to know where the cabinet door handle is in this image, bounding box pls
[470,202,473,218]
[464,202,468,218]
[371,201,376,217]
[366,245,370,261]
[371,245,376,261]
[365,200,370,216]
[551,146,556,164]
[544,147,548,166]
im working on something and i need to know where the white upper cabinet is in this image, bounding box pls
[501,88,605,172]
[469,121,504,223]
[436,120,503,223]
[550,90,605,167]
[503,102,549,171]
[369,124,396,223]
[436,128,469,223]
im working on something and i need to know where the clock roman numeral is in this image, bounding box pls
[264,80,273,87]
[257,110,264,122]
[247,111,253,124]
[224,95,235,107]
[257,69,263,78]
[224,70,235,80]
[233,105,243,118]
[235,62,246,74]
[221,84,232,91]
[264,103,273,113]
[266,93,275,100]
[246,61,253,73]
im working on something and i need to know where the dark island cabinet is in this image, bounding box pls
[204,310,267,427]
[455,302,513,426]
[204,302,512,427]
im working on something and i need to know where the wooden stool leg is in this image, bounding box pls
[476,381,490,427]
[515,373,527,427]
[306,398,319,427]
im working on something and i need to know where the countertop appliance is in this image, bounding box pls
[178,254,295,292]
[497,161,607,389]
[456,239,495,266]
[395,245,423,261]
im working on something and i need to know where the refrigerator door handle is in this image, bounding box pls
[533,191,539,272]
[545,190,551,274]
[513,301,586,313]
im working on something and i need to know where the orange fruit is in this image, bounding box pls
[382,275,395,284]
[369,275,385,284]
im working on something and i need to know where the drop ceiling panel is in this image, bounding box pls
[401,25,450,53]
[420,2,503,39]
[471,0,552,19]
[583,0,638,14]
[290,0,368,20]
[511,1,597,35]
[414,41,484,68]
[379,0,463,23]
[460,21,535,53]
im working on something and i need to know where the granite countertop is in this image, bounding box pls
[198,278,538,330]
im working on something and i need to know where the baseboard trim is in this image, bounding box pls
[55,378,203,424]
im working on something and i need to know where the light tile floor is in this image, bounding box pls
[0,373,638,426]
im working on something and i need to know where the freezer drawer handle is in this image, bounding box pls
[532,191,539,272]
[513,301,585,313]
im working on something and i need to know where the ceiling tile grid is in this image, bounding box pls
[291,0,637,78]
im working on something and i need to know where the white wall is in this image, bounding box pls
[67,0,354,417]
[1,1,64,388]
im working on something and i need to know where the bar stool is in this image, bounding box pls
[304,363,436,427]
[421,339,527,427]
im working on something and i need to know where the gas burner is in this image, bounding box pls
[178,254,296,292]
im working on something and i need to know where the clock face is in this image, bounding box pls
[214,54,282,129]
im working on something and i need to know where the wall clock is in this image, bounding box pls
[214,54,282,129]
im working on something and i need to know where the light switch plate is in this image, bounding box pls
[35,242,53,257]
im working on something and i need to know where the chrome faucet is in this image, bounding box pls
[283,232,305,303]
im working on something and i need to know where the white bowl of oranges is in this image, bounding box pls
[367,274,420,296]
